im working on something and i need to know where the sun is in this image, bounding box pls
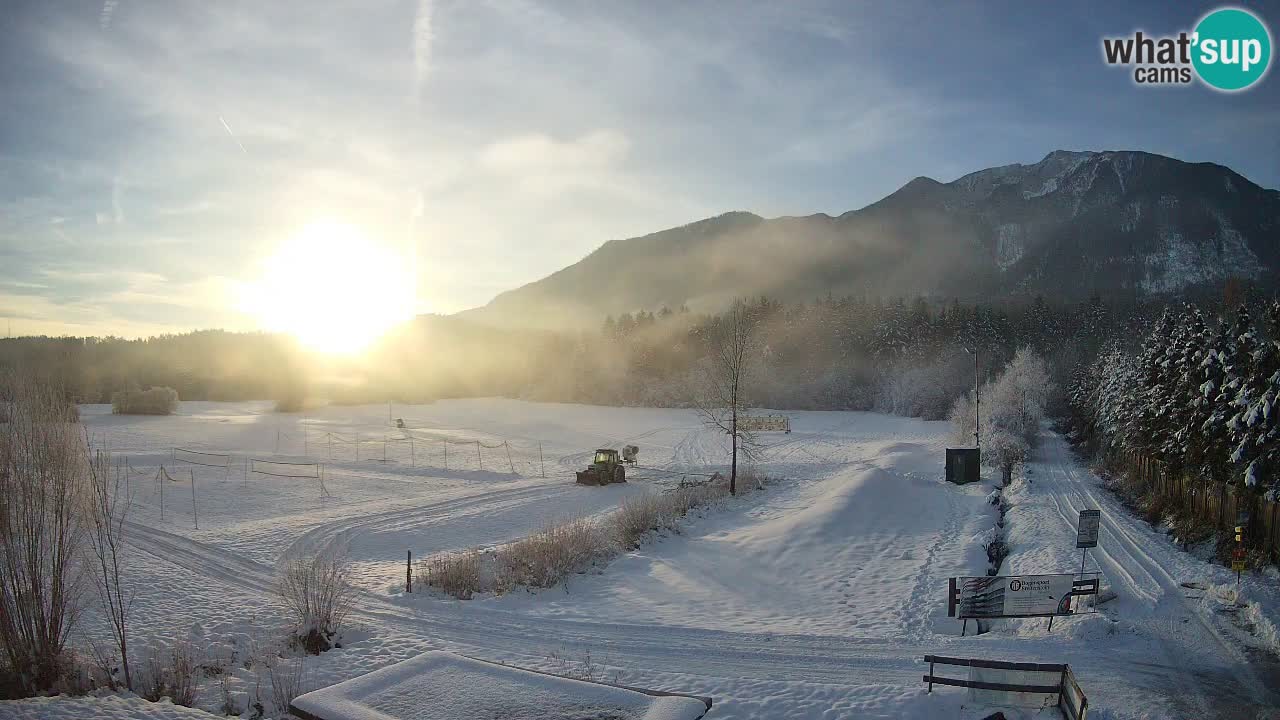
[245,221,416,354]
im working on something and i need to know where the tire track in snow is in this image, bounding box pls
[278,484,574,567]
[125,484,580,598]
[1035,433,1279,718]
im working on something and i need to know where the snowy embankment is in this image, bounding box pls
[991,429,1280,718]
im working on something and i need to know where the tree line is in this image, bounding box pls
[1067,300,1280,497]
[1,291,1261,428]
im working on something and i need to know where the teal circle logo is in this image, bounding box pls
[1192,7,1272,91]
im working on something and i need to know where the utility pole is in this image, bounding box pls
[965,346,980,448]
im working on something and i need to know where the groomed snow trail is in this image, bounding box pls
[1000,431,1280,719]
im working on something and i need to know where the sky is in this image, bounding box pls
[1,0,1278,338]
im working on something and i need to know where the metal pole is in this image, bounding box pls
[191,469,198,530]
[476,441,482,469]
[444,439,448,470]
[410,437,415,467]
[1076,549,1088,612]
[539,442,545,478]
[406,550,413,593]
[974,349,980,449]
[275,429,280,455]
[505,441,514,473]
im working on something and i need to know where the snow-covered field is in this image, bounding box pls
[3,400,1278,719]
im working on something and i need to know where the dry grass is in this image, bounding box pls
[417,550,484,600]
[265,654,307,717]
[136,641,200,707]
[417,471,758,599]
[495,517,609,592]
[613,494,680,550]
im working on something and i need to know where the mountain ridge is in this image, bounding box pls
[462,149,1280,329]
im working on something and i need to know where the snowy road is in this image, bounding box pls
[70,401,1280,718]
[1002,431,1280,720]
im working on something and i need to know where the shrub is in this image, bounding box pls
[0,371,87,694]
[137,641,200,707]
[416,475,745,599]
[417,550,484,600]
[277,549,354,654]
[266,655,306,717]
[494,517,608,591]
[111,386,178,415]
[273,382,308,413]
[612,480,732,550]
[613,494,677,550]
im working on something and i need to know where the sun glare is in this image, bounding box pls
[245,221,416,354]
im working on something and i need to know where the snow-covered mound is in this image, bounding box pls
[0,694,222,720]
[290,651,710,720]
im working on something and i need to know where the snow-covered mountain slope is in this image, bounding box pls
[464,150,1280,329]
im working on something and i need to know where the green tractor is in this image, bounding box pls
[576,448,627,486]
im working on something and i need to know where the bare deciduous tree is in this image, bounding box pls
[84,448,133,690]
[0,371,86,692]
[692,300,760,495]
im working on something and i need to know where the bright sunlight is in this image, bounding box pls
[244,221,416,354]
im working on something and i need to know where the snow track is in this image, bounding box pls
[1016,432,1280,718]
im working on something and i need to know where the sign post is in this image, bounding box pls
[1074,510,1101,614]
[1233,511,1248,585]
[950,574,1099,633]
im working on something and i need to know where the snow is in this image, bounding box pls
[0,694,222,720]
[992,431,1280,718]
[290,650,710,720]
[995,223,1025,270]
[3,400,1275,719]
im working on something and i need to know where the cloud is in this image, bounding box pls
[8,1,1270,335]
[413,0,434,101]
[99,1,118,31]
[478,129,631,174]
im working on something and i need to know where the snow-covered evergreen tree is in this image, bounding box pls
[1227,302,1280,493]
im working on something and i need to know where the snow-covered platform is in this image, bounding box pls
[289,651,713,720]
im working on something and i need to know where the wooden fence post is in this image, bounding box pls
[406,550,413,593]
